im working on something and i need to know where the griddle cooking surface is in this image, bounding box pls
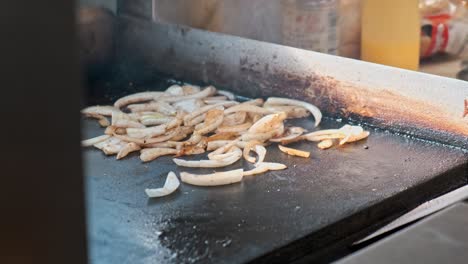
[83,118,467,264]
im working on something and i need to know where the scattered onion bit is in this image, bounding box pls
[145,171,180,198]
[317,139,334,150]
[180,169,244,186]
[278,145,310,158]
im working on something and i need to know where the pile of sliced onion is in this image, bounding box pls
[81,84,370,192]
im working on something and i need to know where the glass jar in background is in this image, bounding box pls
[361,0,420,70]
[281,0,339,54]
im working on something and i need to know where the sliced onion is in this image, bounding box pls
[207,132,239,142]
[208,148,240,160]
[144,141,181,149]
[196,109,224,135]
[126,124,167,139]
[181,132,203,146]
[176,142,207,156]
[93,137,122,150]
[278,145,310,158]
[345,130,370,144]
[208,138,241,158]
[303,129,344,141]
[181,84,201,95]
[180,169,244,186]
[84,112,110,127]
[117,142,141,159]
[216,121,252,134]
[81,105,121,116]
[248,112,287,134]
[265,97,322,127]
[183,102,234,125]
[140,116,173,126]
[242,124,283,142]
[111,112,145,128]
[165,85,184,96]
[243,162,287,176]
[241,98,264,106]
[243,141,262,163]
[224,105,274,115]
[140,148,178,162]
[217,90,235,100]
[317,139,334,150]
[185,113,206,127]
[264,105,310,119]
[112,134,145,145]
[143,128,181,144]
[207,140,248,151]
[174,147,242,168]
[129,101,176,116]
[81,135,111,147]
[145,171,180,198]
[114,91,164,109]
[204,96,227,101]
[161,86,216,103]
[222,112,247,126]
[270,127,307,143]
[101,140,127,155]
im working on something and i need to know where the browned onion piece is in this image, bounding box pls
[140,148,178,162]
[143,128,181,144]
[222,112,247,126]
[117,142,141,159]
[248,112,287,134]
[216,121,252,134]
[207,132,239,142]
[278,145,310,158]
[242,124,283,142]
[317,139,334,149]
[196,109,224,135]
[183,102,233,125]
[84,112,110,127]
[180,169,244,186]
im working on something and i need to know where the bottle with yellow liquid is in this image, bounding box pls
[361,0,420,70]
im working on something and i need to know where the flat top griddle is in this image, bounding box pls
[83,114,467,264]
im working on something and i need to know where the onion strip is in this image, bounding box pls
[265,97,322,127]
[180,169,243,186]
[145,171,180,198]
[278,145,310,158]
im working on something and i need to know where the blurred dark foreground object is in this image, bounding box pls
[0,1,87,264]
[77,6,115,79]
